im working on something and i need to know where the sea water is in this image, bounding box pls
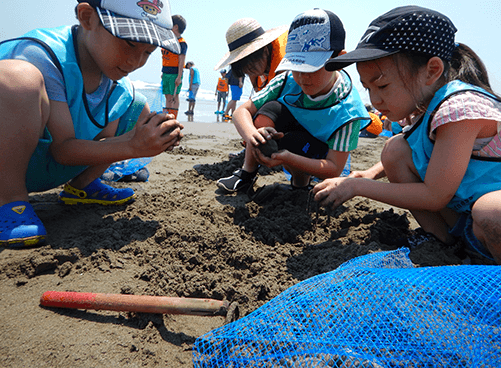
[135,82,244,123]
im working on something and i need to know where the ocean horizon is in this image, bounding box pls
[133,80,250,123]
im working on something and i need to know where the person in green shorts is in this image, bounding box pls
[161,14,187,118]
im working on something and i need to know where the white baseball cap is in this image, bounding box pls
[78,0,180,53]
[276,9,345,73]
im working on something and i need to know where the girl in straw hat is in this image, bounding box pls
[215,18,288,92]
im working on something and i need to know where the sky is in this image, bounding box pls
[2,0,501,101]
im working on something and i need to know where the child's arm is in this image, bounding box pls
[175,54,186,90]
[47,101,183,166]
[233,100,270,146]
[94,103,182,152]
[349,161,386,180]
[256,147,349,179]
[313,120,484,211]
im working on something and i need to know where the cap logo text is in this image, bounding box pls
[290,16,326,32]
[359,26,380,44]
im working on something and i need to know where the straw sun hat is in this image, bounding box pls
[214,18,288,70]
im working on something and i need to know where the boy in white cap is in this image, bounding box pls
[217,8,370,194]
[0,0,183,247]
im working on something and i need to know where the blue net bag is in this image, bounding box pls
[150,85,164,113]
[101,158,152,181]
[193,248,501,367]
[101,91,153,181]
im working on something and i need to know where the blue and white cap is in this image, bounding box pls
[276,9,345,73]
[78,0,180,53]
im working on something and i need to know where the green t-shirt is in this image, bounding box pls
[251,71,361,151]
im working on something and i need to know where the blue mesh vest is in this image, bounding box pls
[0,26,139,191]
[277,71,371,144]
[0,25,134,140]
[405,80,501,213]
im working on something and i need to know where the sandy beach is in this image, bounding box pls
[0,119,481,367]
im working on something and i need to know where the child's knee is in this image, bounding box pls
[254,101,286,129]
[472,192,501,236]
[470,193,501,263]
[381,134,410,165]
[254,114,275,129]
[0,60,46,103]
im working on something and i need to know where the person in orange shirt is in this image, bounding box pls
[161,14,187,118]
[359,105,384,138]
[214,18,288,92]
[214,70,229,114]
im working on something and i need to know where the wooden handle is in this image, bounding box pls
[40,291,228,316]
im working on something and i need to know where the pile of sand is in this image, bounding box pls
[0,122,471,367]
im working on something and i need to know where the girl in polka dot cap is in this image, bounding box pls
[314,6,501,264]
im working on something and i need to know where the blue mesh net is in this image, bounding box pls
[150,85,164,113]
[101,158,152,181]
[193,248,501,367]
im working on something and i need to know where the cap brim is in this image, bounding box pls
[275,51,332,73]
[325,48,399,71]
[97,8,180,54]
[214,25,288,70]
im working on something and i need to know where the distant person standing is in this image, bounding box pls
[223,67,244,121]
[161,14,187,118]
[214,69,228,114]
[185,61,200,115]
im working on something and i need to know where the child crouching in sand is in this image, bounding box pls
[0,0,183,248]
[314,6,501,264]
[217,8,370,193]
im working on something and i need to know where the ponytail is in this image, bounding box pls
[447,43,500,98]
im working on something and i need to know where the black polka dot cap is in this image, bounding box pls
[325,6,457,71]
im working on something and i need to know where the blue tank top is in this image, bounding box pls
[405,80,501,213]
[190,67,201,85]
[277,71,371,143]
[0,25,134,140]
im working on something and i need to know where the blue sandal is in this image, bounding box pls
[58,179,136,205]
[0,201,47,248]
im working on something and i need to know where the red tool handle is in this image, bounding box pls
[40,291,228,316]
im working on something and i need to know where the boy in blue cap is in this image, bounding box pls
[0,0,183,247]
[217,8,370,193]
